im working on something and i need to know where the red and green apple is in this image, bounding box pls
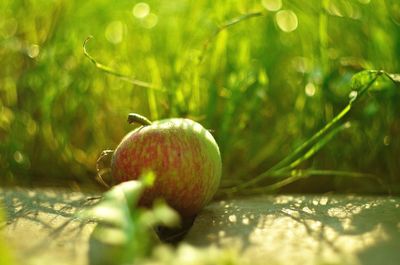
[110,114,222,217]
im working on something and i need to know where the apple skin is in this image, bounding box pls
[111,118,222,217]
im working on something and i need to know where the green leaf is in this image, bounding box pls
[79,172,180,265]
[350,70,379,91]
[140,199,181,229]
[83,36,163,91]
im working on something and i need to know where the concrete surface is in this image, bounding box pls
[1,189,399,265]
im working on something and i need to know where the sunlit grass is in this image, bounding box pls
[0,0,399,193]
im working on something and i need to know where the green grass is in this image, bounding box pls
[1,0,399,194]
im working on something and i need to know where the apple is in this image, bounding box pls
[110,113,222,217]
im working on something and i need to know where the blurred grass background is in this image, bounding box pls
[0,0,399,193]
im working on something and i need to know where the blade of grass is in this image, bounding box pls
[83,36,165,91]
[198,11,266,64]
[284,122,349,170]
[224,70,384,193]
[222,121,348,193]
[319,0,329,75]
[236,169,383,195]
[384,72,400,86]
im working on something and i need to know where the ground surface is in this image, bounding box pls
[1,188,399,265]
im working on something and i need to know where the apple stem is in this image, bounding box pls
[127,113,152,126]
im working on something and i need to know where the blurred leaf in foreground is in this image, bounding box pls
[137,243,246,265]
[78,171,180,265]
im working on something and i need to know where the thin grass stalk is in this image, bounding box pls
[223,71,383,194]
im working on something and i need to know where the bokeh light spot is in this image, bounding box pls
[218,230,226,238]
[383,136,390,146]
[105,21,124,44]
[14,151,24,164]
[133,2,150,19]
[276,10,298,32]
[27,119,37,136]
[349,90,358,100]
[228,214,237,223]
[142,13,158,29]
[305,83,316,97]
[27,44,40,58]
[261,0,282,12]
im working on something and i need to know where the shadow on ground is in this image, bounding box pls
[185,195,400,265]
[1,189,399,265]
[0,188,99,224]
[0,188,99,265]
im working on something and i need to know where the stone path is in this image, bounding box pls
[1,189,399,265]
